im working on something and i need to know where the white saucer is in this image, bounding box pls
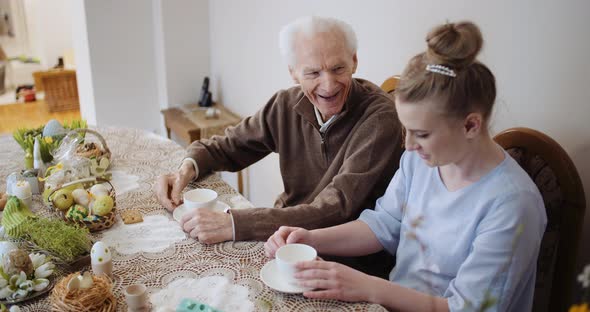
[172,201,230,222]
[260,259,312,294]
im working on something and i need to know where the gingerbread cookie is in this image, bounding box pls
[121,210,143,224]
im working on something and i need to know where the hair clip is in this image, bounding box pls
[426,64,456,77]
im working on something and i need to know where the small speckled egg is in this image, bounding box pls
[90,241,112,264]
[42,119,65,137]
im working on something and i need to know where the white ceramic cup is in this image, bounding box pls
[124,284,149,311]
[183,188,218,210]
[275,244,317,284]
[13,181,32,208]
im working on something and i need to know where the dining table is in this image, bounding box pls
[0,127,386,311]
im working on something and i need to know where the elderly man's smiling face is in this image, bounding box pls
[289,30,357,121]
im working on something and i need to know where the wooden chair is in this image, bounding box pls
[494,127,586,312]
[380,75,400,94]
[381,75,405,147]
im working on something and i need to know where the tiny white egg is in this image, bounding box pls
[90,241,112,264]
[72,189,91,207]
[78,271,94,289]
[66,276,80,291]
[89,184,109,197]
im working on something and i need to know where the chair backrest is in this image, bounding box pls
[381,75,405,147]
[494,127,586,312]
[380,75,400,95]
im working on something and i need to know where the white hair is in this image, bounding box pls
[279,16,358,66]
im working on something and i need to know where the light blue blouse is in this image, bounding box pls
[359,151,546,312]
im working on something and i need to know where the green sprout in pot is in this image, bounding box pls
[18,218,92,263]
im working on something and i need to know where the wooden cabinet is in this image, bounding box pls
[161,103,241,145]
[161,103,244,193]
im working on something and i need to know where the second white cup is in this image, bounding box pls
[183,188,218,210]
[124,284,149,311]
[275,243,317,284]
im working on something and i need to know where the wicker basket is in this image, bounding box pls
[70,128,112,166]
[47,177,117,232]
[38,69,79,112]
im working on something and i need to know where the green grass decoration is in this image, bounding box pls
[18,218,92,263]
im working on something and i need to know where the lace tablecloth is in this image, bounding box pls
[0,127,385,312]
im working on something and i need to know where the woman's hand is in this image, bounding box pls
[264,226,313,258]
[295,260,377,302]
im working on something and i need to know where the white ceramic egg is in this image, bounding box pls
[72,189,91,207]
[90,241,112,264]
[89,184,109,197]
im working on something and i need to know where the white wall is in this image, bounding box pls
[1,0,30,57]
[208,0,590,266]
[73,0,209,135]
[0,0,73,67]
[158,0,210,108]
[71,0,95,125]
[0,0,72,88]
[77,0,161,132]
[24,0,73,68]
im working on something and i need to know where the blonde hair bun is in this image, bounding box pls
[425,21,483,69]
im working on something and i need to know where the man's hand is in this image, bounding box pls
[295,260,377,302]
[264,226,313,258]
[154,162,196,211]
[180,209,233,244]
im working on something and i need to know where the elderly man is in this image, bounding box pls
[155,16,403,251]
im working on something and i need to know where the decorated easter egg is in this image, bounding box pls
[66,204,89,221]
[3,249,33,276]
[90,241,111,264]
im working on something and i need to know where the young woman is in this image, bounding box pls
[264,21,546,312]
